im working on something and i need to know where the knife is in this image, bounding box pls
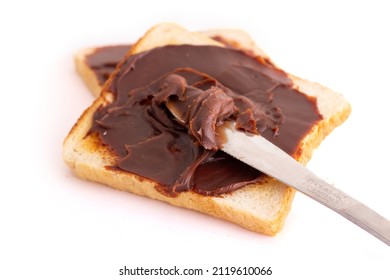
[220,121,390,246]
[166,95,390,246]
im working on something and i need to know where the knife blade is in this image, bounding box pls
[221,121,390,246]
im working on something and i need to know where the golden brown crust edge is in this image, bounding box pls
[74,48,102,97]
[65,24,351,236]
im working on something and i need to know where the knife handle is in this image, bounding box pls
[302,174,390,246]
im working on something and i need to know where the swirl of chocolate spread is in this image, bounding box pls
[87,45,322,196]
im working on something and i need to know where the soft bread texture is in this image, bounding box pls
[65,23,351,236]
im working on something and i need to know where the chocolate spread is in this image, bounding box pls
[87,45,322,196]
[86,45,131,86]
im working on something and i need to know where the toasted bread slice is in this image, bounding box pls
[64,23,351,236]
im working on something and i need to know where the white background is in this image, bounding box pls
[1,0,389,279]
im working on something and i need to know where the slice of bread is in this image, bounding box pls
[64,23,351,236]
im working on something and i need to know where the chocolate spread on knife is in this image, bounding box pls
[87,45,322,196]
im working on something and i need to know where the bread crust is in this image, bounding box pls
[65,23,351,236]
[74,48,103,97]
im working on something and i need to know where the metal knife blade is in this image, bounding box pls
[222,122,390,246]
